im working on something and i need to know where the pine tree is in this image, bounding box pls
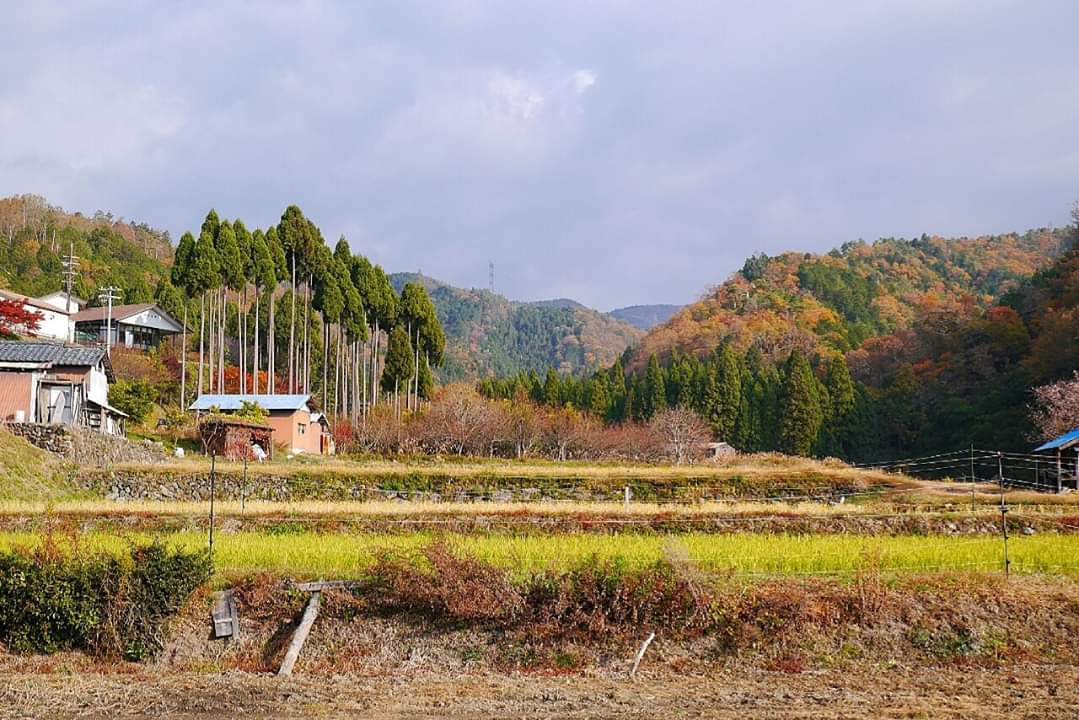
[779,349,824,456]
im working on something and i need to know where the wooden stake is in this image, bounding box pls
[278,591,321,676]
[630,632,655,681]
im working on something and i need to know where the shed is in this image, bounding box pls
[1033,427,1079,492]
[189,394,328,455]
[199,417,274,461]
[702,441,737,460]
[0,340,127,435]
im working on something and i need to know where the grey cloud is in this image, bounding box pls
[1,0,1077,309]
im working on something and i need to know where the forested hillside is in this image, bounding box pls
[630,228,1068,371]
[482,219,1077,461]
[389,273,642,381]
[0,194,173,305]
[609,304,682,331]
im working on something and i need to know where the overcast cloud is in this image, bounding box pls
[1,1,1078,309]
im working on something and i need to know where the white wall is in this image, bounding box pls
[86,366,110,406]
[30,305,73,341]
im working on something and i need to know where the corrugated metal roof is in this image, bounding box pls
[1034,427,1079,452]
[188,394,313,412]
[0,341,106,366]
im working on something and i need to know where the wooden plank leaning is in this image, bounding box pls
[278,591,321,677]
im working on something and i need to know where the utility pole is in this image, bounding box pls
[969,443,975,513]
[61,240,79,342]
[998,452,1009,577]
[98,286,122,354]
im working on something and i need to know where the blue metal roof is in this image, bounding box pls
[1034,427,1079,452]
[188,394,313,412]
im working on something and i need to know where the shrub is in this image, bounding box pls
[368,542,524,622]
[108,379,157,424]
[0,541,211,659]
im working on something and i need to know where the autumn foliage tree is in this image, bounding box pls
[1030,371,1079,440]
[0,299,42,338]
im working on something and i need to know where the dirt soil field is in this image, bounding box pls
[0,664,1076,719]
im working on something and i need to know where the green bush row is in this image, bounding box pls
[0,542,211,659]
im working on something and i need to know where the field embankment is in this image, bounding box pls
[75,454,907,503]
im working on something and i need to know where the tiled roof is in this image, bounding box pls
[0,341,106,366]
[188,394,314,412]
[72,303,155,323]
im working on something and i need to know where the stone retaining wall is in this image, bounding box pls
[6,423,167,467]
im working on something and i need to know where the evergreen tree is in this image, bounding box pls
[608,359,627,422]
[543,368,562,407]
[588,372,611,417]
[264,225,287,393]
[779,349,824,456]
[170,230,197,407]
[248,229,275,393]
[642,354,667,420]
[816,354,856,456]
[381,324,414,416]
[190,229,220,397]
[711,346,742,439]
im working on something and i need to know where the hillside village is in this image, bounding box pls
[4,3,1079,715]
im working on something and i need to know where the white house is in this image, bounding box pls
[36,291,87,314]
[73,303,184,350]
[0,289,75,342]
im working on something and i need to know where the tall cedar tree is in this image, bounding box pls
[642,354,667,420]
[779,349,823,456]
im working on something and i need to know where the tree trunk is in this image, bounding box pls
[180,303,188,408]
[240,286,247,394]
[268,285,276,394]
[289,252,296,394]
[303,278,311,394]
[413,327,420,411]
[219,287,226,392]
[322,321,329,412]
[253,290,260,395]
[197,293,206,397]
[207,289,215,393]
[334,325,342,419]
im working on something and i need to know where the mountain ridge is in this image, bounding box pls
[627,227,1070,371]
[389,272,642,381]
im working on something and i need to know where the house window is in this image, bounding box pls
[298,423,305,435]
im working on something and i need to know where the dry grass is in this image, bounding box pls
[104,452,905,485]
[0,498,874,518]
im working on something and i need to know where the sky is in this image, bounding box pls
[1,1,1078,310]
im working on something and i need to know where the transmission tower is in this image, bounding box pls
[489,261,494,293]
